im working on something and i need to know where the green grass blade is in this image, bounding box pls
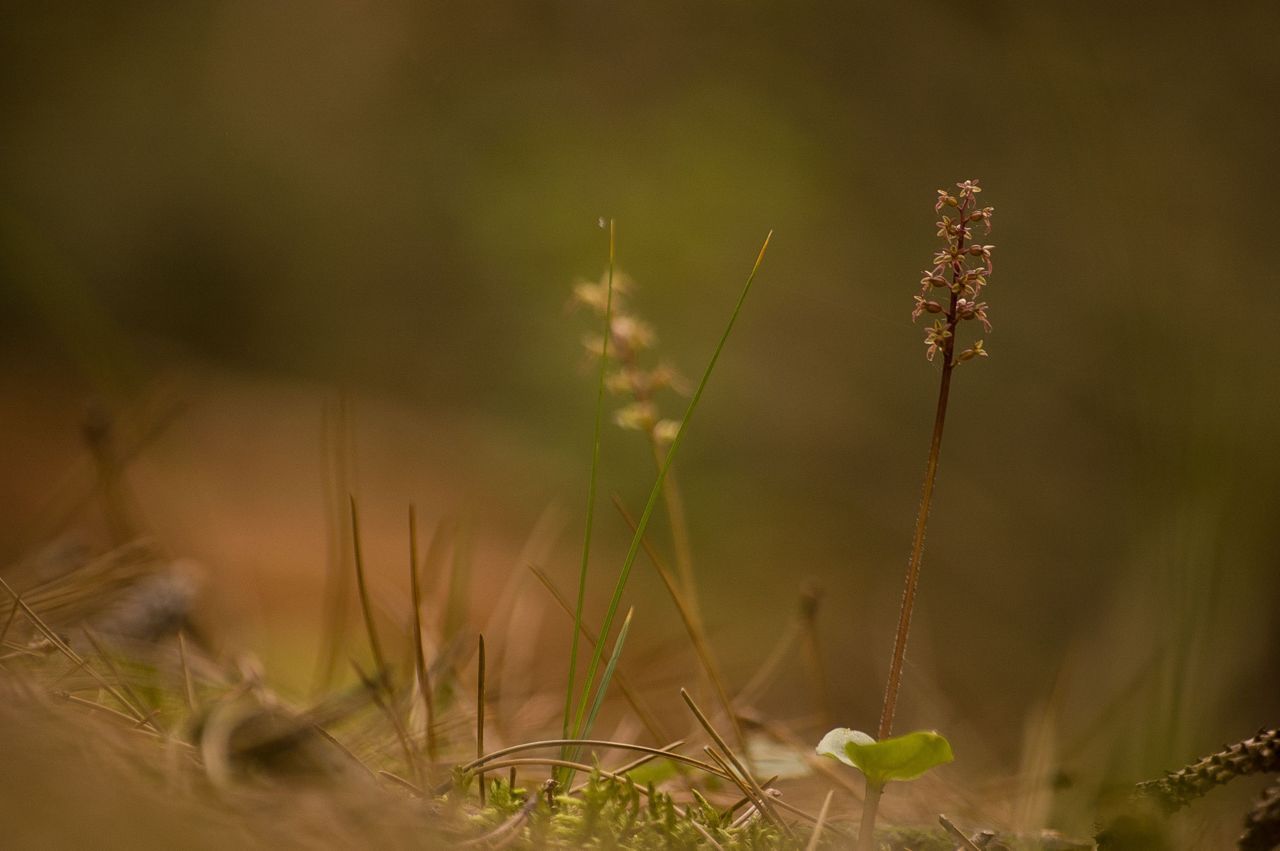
[581,605,634,744]
[562,219,616,747]
[563,605,635,789]
[570,230,773,739]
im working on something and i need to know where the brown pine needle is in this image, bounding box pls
[378,769,425,797]
[939,814,982,850]
[0,575,154,730]
[805,790,835,851]
[82,627,154,727]
[682,688,787,833]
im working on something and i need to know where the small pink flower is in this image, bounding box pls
[915,181,996,362]
[955,298,991,332]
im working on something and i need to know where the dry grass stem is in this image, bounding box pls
[408,505,440,763]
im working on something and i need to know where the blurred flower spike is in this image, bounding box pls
[572,271,688,445]
[918,180,995,365]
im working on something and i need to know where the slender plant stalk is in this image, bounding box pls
[477,633,487,805]
[878,188,977,740]
[562,219,616,746]
[858,782,884,851]
[408,505,439,764]
[349,496,388,682]
[877,327,958,740]
[805,790,835,851]
[569,231,772,744]
[939,815,983,850]
[177,629,196,712]
[863,181,994,848]
[313,394,354,694]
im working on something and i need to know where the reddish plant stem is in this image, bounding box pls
[877,205,968,741]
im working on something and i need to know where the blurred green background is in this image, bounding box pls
[2,0,1277,831]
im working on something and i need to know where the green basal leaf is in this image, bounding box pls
[816,728,954,786]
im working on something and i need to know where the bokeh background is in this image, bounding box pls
[3,0,1278,838]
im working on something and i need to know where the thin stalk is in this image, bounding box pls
[805,790,835,851]
[939,815,983,850]
[313,393,354,694]
[177,629,196,712]
[681,688,788,835]
[408,506,439,763]
[878,215,968,741]
[570,231,772,742]
[864,192,979,850]
[379,769,424,796]
[857,781,884,851]
[703,746,763,816]
[349,496,388,682]
[563,219,616,745]
[476,633,487,806]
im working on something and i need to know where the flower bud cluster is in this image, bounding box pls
[572,272,688,444]
[914,180,995,364]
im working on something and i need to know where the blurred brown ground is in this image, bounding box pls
[2,0,1278,843]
